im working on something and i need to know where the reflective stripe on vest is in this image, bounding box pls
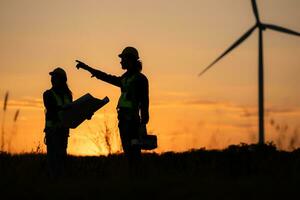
[117,74,139,109]
[50,90,71,107]
[45,90,71,128]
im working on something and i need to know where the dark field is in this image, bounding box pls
[0,143,299,200]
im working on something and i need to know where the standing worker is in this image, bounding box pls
[75,46,149,166]
[43,67,73,178]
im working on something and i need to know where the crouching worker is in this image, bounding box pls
[43,67,73,178]
[75,46,149,168]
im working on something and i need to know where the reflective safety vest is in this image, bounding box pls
[117,74,139,110]
[45,90,71,129]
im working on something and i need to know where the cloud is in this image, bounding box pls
[152,99,250,118]
[234,123,256,128]
[162,91,190,97]
[183,99,223,105]
[4,97,43,110]
[152,98,300,124]
[241,106,300,118]
[266,107,298,115]
[152,99,228,107]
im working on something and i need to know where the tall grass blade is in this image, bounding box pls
[14,109,20,122]
[3,91,9,112]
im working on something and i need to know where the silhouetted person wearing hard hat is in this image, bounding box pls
[76,46,149,168]
[43,67,73,178]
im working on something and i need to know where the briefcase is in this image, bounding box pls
[130,125,158,150]
[131,134,158,150]
[141,134,157,150]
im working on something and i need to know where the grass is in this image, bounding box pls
[1,91,21,153]
[0,143,299,199]
[85,115,122,155]
[1,91,9,151]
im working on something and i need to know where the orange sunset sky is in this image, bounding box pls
[0,0,300,155]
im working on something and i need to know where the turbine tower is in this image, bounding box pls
[199,0,300,145]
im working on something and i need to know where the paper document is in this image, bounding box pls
[60,93,109,129]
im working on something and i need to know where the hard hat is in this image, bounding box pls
[118,46,139,60]
[49,67,67,81]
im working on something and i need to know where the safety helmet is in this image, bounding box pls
[49,67,67,81]
[118,46,139,60]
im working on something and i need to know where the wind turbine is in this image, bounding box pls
[199,0,300,145]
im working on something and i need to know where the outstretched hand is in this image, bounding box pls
[75,60,96,78]
[75,60,88,70]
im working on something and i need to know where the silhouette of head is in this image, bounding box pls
[49,67,67,88]
[119,46,139,59]
[119,46,141,71]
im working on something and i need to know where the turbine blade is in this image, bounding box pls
[264,24,300,37]
[251,0,260,23]
[198,25,256,76]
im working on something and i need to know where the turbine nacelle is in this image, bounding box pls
[258,23,266,31]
